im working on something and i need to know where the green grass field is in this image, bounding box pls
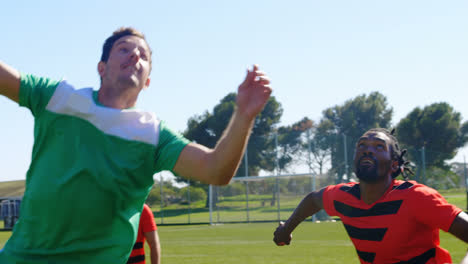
[0,222,466,263]
[0,185,465,262]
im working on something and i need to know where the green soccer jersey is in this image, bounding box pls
[0,74,189,263]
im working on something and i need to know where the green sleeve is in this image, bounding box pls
[154,121,190,172]
[19,73,60,117]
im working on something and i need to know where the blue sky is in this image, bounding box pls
[1,0,468,182]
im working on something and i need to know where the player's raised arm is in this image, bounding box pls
[0,61,21,103]
[273,188,325,246]
[173,64,272,185]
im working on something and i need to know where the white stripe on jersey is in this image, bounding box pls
[46,81,160,146]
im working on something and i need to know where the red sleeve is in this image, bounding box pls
[140,204,157,232]
[410,185,462,232]
[322,184,341,216]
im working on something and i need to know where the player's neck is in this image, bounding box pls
[98,84,140,109]
[359,176,393,205]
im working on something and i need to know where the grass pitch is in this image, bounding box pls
[158,222,467,264]
[2,221,465,263]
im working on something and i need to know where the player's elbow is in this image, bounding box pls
[201,170,233,186]
[211,175,232,186]
[197,157,236,185]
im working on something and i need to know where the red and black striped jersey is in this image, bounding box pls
[127,204,158,264]
[323,180,462,264]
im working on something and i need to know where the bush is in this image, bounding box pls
[424,167,460,190]
[147,184,179,207]
[146,187,161,205]
[179,186,207,203]
[219,182,245,196]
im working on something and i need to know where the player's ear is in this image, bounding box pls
[144,77,151,89]
[391,160,399,173]
[97,61,106,78]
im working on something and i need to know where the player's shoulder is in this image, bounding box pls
[325,182,358,192]
[392,180,441,198]
[336,181,358,188]
[324,182,361,200]
[392,180,416,191]
[143,203,152,212]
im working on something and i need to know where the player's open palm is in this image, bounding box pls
[236,64,272,120]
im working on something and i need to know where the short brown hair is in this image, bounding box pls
[100,27,152,63]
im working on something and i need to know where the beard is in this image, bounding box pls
[116,64,145,89]
[355,155,380,183]
[117,72,140,87]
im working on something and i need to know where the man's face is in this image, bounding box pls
[99,35,151,90]
[353,131,394,183]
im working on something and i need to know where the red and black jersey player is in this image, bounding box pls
[274,128,468,264]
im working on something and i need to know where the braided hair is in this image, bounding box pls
[365,128,414,180]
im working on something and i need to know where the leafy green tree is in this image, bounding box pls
[276,117,314,173]
[424,167,460,190]
[450,162,468,188]
[396,102,468,183]
[181,92,282,181]
[302,119,333,177]
[319,92,393,183]
[176,92,283,207]
[184,93,237,149]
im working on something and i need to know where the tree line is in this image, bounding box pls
[175,91,468,190]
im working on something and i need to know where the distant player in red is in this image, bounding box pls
[274,128,468,263]
[127,204,160,264]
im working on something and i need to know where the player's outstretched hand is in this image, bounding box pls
[236,64,272,121]
[273,221,292,246]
